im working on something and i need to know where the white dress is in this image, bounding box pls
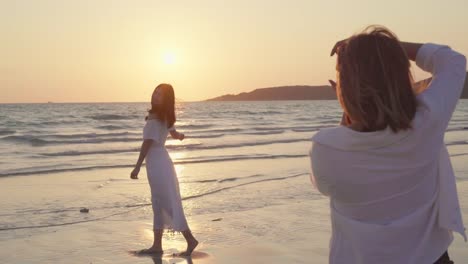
[143,118,189,231]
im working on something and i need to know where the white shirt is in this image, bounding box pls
[310,43,466,264]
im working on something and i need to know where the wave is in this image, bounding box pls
[178,124,213,129]
[40,120,85,126]
[176,154,307,165]
[35,137,310,157]
[446,127,468,132]
[242,130,285,135]
[200,128,244,133]
[189,133,225,139]
[96,124,213,131]
[0,164,133,177]
[292,128,319,132]
[253,127,285,131]
[87,114,139,121]
[451,153,468,157]
[294,117,315,121]
[3,131,250,146]
[1,135,49,146]
[40,149,138,157]
[46,143,206,156]
[15,120,87,127]
[247,125,334,133]
[38,144,201,156]
[96,125,128,130]
[37,138,310,157]
[195,138,311,150]
[43,132,139,139]
[39,130,284,146]
[233,110,283,115]
[15,138,468,176]
[2,124,320,146]
[319,119,342,124]
[0,129,15,136]
[446,140,468,146]
[1,135,142,146]
[0,154,308,177]
[292,125,337,132]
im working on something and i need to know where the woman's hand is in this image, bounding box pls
[170,130,185,141]
[328,79,337,91]
[130,167,140,179]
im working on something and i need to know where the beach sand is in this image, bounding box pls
[1,154,467,263]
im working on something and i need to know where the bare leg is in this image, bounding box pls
[152,229,164,252]
[179,230,198,256]
[138,229,163,255]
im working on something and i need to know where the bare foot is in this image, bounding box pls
[179,239,199,256]
[137,246,163,255]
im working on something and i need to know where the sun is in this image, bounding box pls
[163,52,176,65]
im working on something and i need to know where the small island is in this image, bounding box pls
[206,85,336,101]
[206,73,468,101]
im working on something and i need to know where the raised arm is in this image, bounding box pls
[399,42,423,61]
[169,129,185,141]
[130,139,153,179]
[412,43,466,123]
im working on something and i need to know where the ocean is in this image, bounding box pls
[1,100,468,178]
[0,101,344,177]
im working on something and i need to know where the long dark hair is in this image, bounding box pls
[146,83,176,128]
[336,26,417,132]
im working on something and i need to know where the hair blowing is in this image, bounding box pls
[337,26,417,132]
[147,83,176,128]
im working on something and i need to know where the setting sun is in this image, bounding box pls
[163,52,176,65]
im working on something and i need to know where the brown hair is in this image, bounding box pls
[336,26,417,132]
[146,83,176,128]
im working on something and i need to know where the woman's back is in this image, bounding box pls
[310,39,467,263]
[311,101,442,223]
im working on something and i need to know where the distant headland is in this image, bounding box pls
[206,85,336,101]
[206,73,468,101]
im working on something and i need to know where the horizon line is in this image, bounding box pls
[0,84,333,104]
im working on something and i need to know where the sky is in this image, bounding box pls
[1,0,468,103]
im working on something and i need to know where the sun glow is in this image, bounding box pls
[163,52,176,65]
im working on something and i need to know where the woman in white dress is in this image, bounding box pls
[310,26,466,263]
[130,83,198,256]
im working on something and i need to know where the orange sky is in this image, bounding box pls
[1,0,468,103]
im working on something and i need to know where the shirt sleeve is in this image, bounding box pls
[309,143,331,196]
[143,120,161,142]
[416,43,467,125]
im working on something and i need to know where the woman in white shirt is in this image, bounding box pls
[310,26,466,263]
